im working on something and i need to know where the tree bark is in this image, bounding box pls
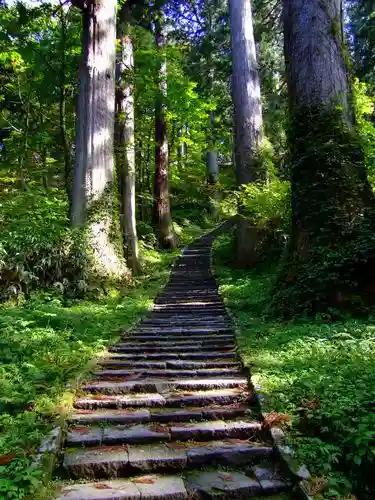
[152,14,176,249]
[59,6,71,206]
[274,0,375,315]
[207,112,218,184]
[116,2,141,274]
[228,0,264,185]
[70,0,126,278]
[229,0,265,267]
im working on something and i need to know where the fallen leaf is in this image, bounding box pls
[94,395,117,400]
[219,474,233,482]
[94,483,112,489]
[133,477,155,485]
[149,425,168,433]
[124,373,144,381]
[0,453,16,465]
[262,411,291,430]
[71,427,90,434]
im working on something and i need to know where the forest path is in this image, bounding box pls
[56,223,294,499]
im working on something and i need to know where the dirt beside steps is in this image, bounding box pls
[55,232,294,499]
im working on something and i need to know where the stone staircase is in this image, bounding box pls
[56,230,294,499]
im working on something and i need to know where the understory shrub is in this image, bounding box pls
[0,190,87,296]
[214,234,375,499]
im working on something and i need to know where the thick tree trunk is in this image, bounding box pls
[228,0,264,185]
[274,0,375,316]
[152,15,176,249]
[70,0,126,278]
[59,8,71,206]
[19,98,29,192]
[116,3,141,274]
[207,112,218,184]
[229,0,265,267]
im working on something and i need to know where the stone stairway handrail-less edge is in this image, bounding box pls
[55,220,304,500]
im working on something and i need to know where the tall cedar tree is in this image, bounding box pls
[274,0,375,315]
[228,0,265,267]
[152,12,176,249]
[71,0,126,277]
[116,2,141,274]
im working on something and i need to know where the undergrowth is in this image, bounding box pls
[213,233,375,500]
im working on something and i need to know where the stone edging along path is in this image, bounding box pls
[51,221,311,499]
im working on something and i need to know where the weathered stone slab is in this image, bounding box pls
[186,441,272,467]
[173,378,246,391]
[166,360,239,370]
[70,410,151,425]
[252,465,292,494]
[74,393,166,409]
[133,475,188,499]
[186,471,262,499]
[165,388,249,407]
[57,480,140,499]
[178,352,236,360]
[128,444,187,472]
[170,421,226,441]
[63,446,129,478]
[67,427,103,446]
[202,405,249,421]
[100,360,167,369]
[150,408,203,423]
[103,425,170,445]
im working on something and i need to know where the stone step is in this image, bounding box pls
[156,294,220,300]
[57,470,292,500]
[56,475,188,500]
[99,351,237,362]
[63,439,273,479]
[147,311,227,318]
[66,420,263,447]
[153,304,224,309]
[133,327,232,335]
[154,297,222,303]
[82,377,248,394]
[98,360,241,370]
[69,404,251,425]
[140,317,228,325]
[121,333,235,346]
[109,343,235,354]
[144,312,231,326]
[75,388,251,409]
[94,368,243,379]
[126,331,233,339]
[186,468,292,498]
[119,336,234,345]
[162,285,217,290]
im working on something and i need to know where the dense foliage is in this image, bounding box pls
[214,233,375,499]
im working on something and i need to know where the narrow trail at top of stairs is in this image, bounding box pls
[55,226,294,499]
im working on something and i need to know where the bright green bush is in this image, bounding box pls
[354,79,375,184]
[238,179,291,230]
[0,190,87,295]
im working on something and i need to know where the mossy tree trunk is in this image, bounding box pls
[115,2,141,274]
[228,0,265,267]
[152,13,176,249]
[71,0,126,279]
[274,0,375,315]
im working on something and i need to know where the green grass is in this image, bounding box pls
[0,245,180,499]
[213,234,375,500]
